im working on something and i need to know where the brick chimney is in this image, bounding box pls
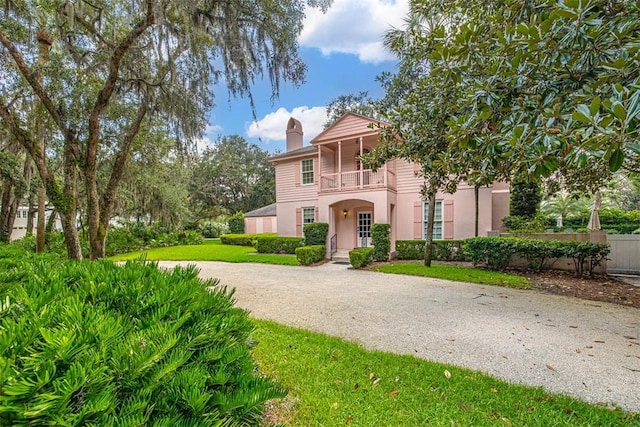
[286,117,303,152]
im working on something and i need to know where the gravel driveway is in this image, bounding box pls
[158,261,640,412]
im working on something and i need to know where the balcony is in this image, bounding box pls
[320,168,396,193]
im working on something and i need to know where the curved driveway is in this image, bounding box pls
[158,261,640,412]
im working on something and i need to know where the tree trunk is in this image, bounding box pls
[59,143,82,259]
[474,185,479,237]
[423,188,437,267]
[45,208,57,233]
[0,181,14,243]
[36,187,46,252]
[26,192,35,234]
[35,31,48,253]
[22,156,33,234]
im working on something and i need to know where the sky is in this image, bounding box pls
[201,0,409,154]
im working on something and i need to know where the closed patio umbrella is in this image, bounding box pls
[587,191,601,231]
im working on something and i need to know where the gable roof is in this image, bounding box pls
[311,112,388,145]
[244,203,276,217]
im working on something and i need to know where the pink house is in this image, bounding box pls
[261,113,509,257]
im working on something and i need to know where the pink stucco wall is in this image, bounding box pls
[268,113,510,254]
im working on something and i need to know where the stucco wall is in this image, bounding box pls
[244,216,277,234]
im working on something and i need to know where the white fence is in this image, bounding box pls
[607,234,640,274]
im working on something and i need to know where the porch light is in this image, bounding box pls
[343,209,348,218]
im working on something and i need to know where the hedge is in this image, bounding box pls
[0,245,285,425]
[256,236,305,254]
[295,245,326,265]
[220,233,257,246]
[349,247,374,269]
[562,208,640,234]
[464,237,610,276]
[304,222,329,246]
[396,240,467,261]
[371,223,390,262]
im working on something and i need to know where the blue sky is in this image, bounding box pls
[201,0,409,154]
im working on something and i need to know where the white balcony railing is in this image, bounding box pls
[320,168,396,193]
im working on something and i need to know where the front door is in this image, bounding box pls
[357,211,372,247]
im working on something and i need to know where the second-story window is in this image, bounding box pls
[301,158,314,185]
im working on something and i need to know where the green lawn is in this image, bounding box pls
[252,319,635,426]
[371,261,530,288]
[109,239,299,265]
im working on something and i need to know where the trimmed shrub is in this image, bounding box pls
[396,240,468,261]
[396,240,425,260]
[349,247,374,269]
[464,237,519,269]
[0,246,285,425]
[256,236,305,254]
[464,237,610,276]
[432,240,468,261]
[510,180,541,219]
[295,245,326,265]
[220,233,256,246]
[304,222,329,246]
[228,212,245,234]
[371,223,390,262]
[502,214,549,233]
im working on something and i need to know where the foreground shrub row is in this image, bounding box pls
[295,245,326,265]
[0,246,284,425]
[396,237,610,276]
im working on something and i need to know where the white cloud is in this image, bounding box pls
[300,0,409,63]
[246,106,328,142]
[195,124,223,153]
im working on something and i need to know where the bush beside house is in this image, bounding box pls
[371,223,390,262]
[228,212,245,234]
[304,222,329,246]
[295,245,326,265]
[256,236,305,254]
[349,248,374,269]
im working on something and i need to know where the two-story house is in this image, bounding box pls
[247,112,510,257]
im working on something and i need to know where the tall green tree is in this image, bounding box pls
[365,5,465,266]
[189,135,275,218]
[1,0,331,259]
[323,91,382,129]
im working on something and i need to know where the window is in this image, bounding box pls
[423,200,443,240]
[302,207,315,224]
[301,158,314,185]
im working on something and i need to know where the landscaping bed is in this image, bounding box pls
[525,271,640,308]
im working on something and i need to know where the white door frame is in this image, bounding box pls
[357,211,373,248]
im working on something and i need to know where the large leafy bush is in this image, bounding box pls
[0,246,284,425]
[228,212,245,234]
[371,223,390,262]
[303,222,329,246]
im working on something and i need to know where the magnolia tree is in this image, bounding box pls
[0,0,331,259]
[367,0,639,264]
